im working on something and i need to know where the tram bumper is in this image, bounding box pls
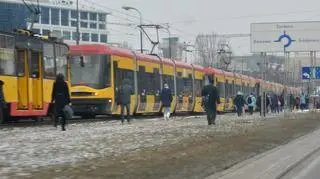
[71,98,112,116]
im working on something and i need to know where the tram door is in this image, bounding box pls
[112,61,120,113]
[29,50,43,109]
[17,49,29,109]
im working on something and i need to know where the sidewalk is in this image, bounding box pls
[206,126,320,179]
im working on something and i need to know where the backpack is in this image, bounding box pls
[248,96,252,104]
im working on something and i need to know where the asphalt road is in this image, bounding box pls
[280,147,320,179]
[206,123,320,179]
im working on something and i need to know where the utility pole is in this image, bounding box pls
[122,6,143,53]
[76,0,80,45]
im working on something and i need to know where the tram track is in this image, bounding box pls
[0,112,210,128]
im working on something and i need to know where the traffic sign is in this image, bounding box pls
[302,67,311,80]
[302,67,320,80]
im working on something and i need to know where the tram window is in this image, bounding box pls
[0,49,15,75]
[16,50,25,76]
[225,80,229,97]
[138,66,146,94]
[217,81,225,97]
[43,43,55,79]
[0,35,15,75]
[183,74,193,96]
[147,72,156,95]
[176,72,184,97]
[114,67,134,92]
[195,79,203,97]
[153,68,161,95]
[70,54,111,89]
[55,44,68,78]
[30,51,40,78]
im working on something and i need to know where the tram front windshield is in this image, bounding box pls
[70,54,111,89]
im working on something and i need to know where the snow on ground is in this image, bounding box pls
[0,113,285,176]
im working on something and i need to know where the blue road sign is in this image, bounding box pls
[302,67,311,80]
[302,67,320,80]
[316,67,320,79]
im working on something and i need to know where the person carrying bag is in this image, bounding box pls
[51,74,71,131]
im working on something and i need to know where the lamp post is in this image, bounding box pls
[76,0,80,45]
[122,6,143,53]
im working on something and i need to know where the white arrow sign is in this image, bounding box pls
[303,72,310,79]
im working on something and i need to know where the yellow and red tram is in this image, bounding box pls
[0,31,69,123]
[68,44,299,117]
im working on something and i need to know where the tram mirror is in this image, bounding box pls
[80,56,85,67]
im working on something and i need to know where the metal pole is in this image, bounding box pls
[122,7,143,53]
[263,53,267,117]
[139,14,143,53]
[76,0,80,45]
[260,52,265,117]
[168,30,172,59]
[241,56,244,74]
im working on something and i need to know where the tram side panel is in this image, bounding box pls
[112,55,136,116]
[135,58,161,114]
[192,69,205,113]
[175,66,194,112]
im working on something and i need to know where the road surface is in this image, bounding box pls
[207,121,320,179]
[280,146,320,179]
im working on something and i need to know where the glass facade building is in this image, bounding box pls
[0,0,108,44]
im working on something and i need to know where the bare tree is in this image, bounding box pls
[194,33,217,67]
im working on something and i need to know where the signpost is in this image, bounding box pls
[251,21,320,115]
[251,21,320,53]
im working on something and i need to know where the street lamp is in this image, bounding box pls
[76,0,80,45]
[122,6,143,53]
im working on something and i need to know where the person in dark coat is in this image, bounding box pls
[51,74,71,131]
[279,94,285,112]
[160,83,173,120]
[266,94,271,113]
[201,77,220,125]
[234,91,245,117]
[289,93,295,111]
[0,80,6,124]
[271,93,278,113]
[118,78,134,124]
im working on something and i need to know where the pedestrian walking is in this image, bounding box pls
[201,77,220,125]
[234,91,245,117]
[279,94,285,112]
[51,74,71,131]
[300,92,306,111]
[247,93,256,115]
[160,83,173,120]
[118,78,134,124]
[0,80,6,124]
[271,93,278,113]
[296,96,300,110]
[266,94,271,113]
[289,93,295,111]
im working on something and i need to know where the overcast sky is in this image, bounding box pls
[86,0,320,55]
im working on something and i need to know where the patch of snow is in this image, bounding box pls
[0,112,288,176]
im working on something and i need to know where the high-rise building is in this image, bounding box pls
[0,0,109,44]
